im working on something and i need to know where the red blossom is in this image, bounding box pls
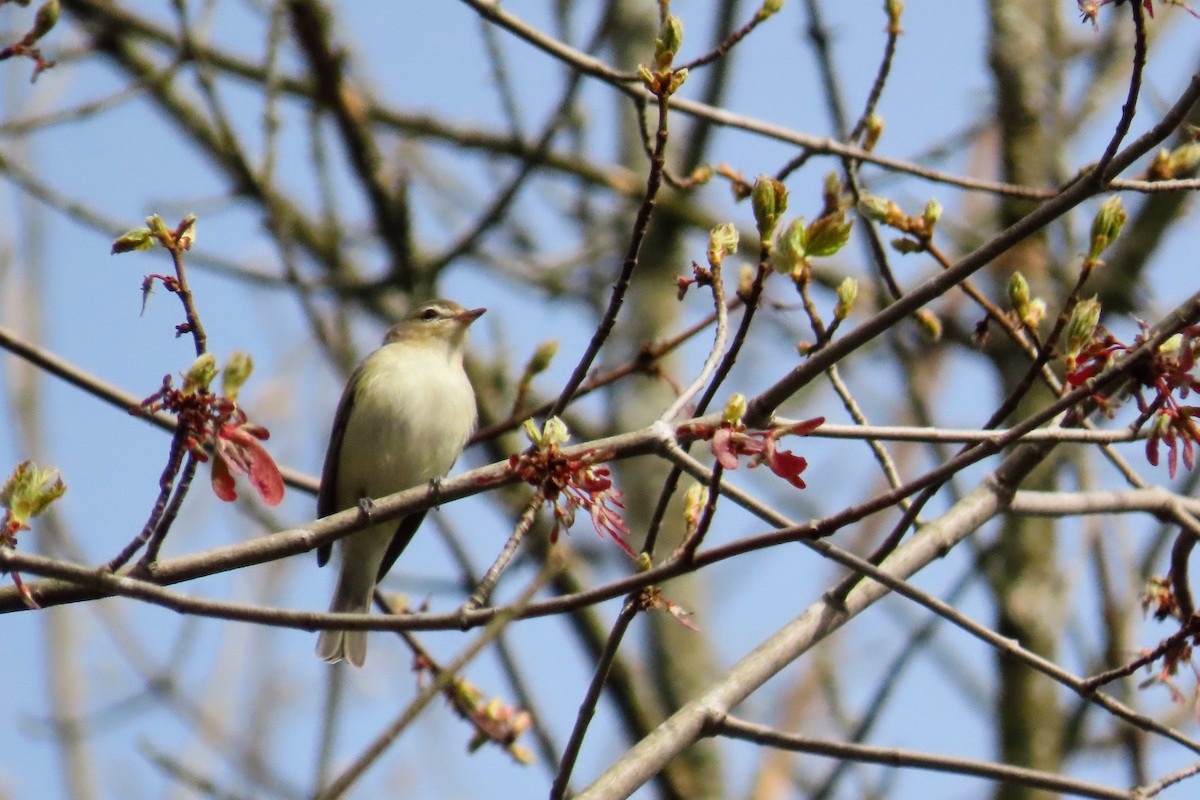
[509,444,633,557]
[696,416,823,489]
[140,375,284,506]
[211,424,284,506]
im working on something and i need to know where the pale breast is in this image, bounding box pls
[334,342,476,508]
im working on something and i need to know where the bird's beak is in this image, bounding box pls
[458,307,486,324]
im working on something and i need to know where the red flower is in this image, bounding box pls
[211,423,284,506]
[703,416,823,488]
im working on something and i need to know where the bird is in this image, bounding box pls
[315,299,484,666]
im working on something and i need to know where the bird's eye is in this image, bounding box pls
[420,307,439,321]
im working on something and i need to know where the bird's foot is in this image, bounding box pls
[357,497,377,520]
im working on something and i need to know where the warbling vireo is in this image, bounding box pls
[315,299,484,666]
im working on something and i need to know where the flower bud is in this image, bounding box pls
[177,214,198,250]
[914,309,942,342]
[707,222,739,267]
[771,217,807,275]
[655,15,684,69]
[111,227,154,255]
[1023,298,1046,328]
[542,416,570,446]
[805,213,853,257]
[1063,296,1102,358]
[1167,142,1200,177]
[862,113,884,152]
[683,482,710,533]
[1007,271,1030,315]
[922,198,942,231]
[1159,333,1184,356]
[145,214,172,242]
[221,351,254,401]
[822,171,843,213]
[857,194,896,224]
[722,393,748,425]
[886,0,904,33]
[757,0,785,21]
[751,175,788,240]
[666,68,688,94]
[527,339,559,375]
[1086,195,1126,263]
[182,353,219,395]
[25,0,59,45]
[835,276,858,320]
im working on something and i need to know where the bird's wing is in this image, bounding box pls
[316,365,363,568]
[376,510,428,582]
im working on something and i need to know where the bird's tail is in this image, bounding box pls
[315,570,373,667]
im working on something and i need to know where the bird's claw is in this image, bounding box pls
[357,497,377,520]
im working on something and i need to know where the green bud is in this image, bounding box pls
[922,198,942,231]
[722,393,748,425]
[0,460,65,527]
[1167,142,1200,177]
[857,194,896,224]
[1023,298,1046,328]
[914,309,942,342]
[771,217,807,275]
[182,353,219,396]
[835,277,858,320]
[637,64,655,90]
[690,165,714,185]
[177,214,198,250]
[862,113,884,152]
[1063,296,1102,358]
[885,0,904,33]
[757,0,785,21]
[1159,333,1184,356]
[523,418,542,448]
[751,175,788,240]
[26,0,59,44]
[527,339,559,375]
[683,481,710,532]
[1087,195,1126,263]
[110,227,154,255]
[666,68,688,94]
[891,237,923,254]
[804,212,854,257]
[1007,271,1030,314]
[822,171,843,213]
[221,351,254,401]
[542,416,570,446]
[655,15,684,69]
[707,222,739,267]
[145,214,172,242]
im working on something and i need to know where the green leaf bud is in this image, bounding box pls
[221,351,254,401]
[1007,271,1030,315]
[751,175,788,240]
[722,393,748,425]
[655,15,684,69]
[0,460,65,527]
[914,309,942,342]
[707,222,739,267]
[182,353,218,396]
[835,276,858,320]
[1063,296,1102,358]
[1086,195,1126,263]
[804,212,854,257]
[111,227,154,255]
